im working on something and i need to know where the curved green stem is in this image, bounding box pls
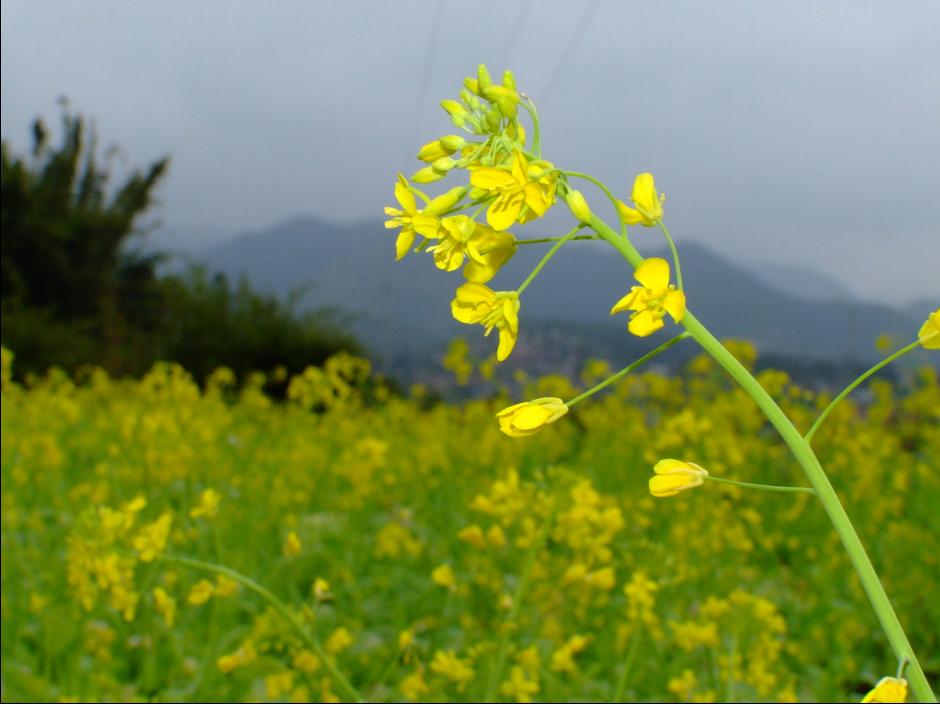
[566,332,690,407]
[587,212,936,703]
[706,475,815,495]
[516,225,583,295]
[564,172,628,236]
[657,221,684,291]
[159,555,363,703]
[805,338,921,444]
[520,99,541,158]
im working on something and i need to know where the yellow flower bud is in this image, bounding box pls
[464,77,481,96]
[496,397,569,438]
[566,190,592,223]
[412,166,445,184]
[417,140,450,163]
[861,676,908,703]
[918,308,939,349]
[477,64,493,91]
[649,459,708,498]
[431,157,457,173]
[440,134,466,151]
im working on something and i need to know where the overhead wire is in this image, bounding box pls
[408,0,444,164]
[537,0,601,108]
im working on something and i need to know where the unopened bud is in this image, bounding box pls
[432,157,457,173]
[503,70,516,90]
[435,186,467,212]
[477,64,493,90]
[412,166,445,184]
[417,139,449,163]
[440,135,466,151]
[463,77,481,96]
[441,99,467,119]
[567,190,592,223]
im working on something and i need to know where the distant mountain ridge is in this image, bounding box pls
[193,216,929,377]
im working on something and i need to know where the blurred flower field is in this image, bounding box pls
[1,346,938,703]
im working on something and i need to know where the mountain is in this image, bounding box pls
[748,261,859,303]
[194,216,928,382]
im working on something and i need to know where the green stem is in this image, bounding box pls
[657,221,684,291]
[612,629,641,702]
[516,225,583,295]
[706,475,815,495]
[804,338,921,444]
[587,213,937,703]
[520,99,541,158]
[515,234,599,245]
[485,505,556,702]
[564,172,628,236]
[566,332,690,407]
[159,555,363,703]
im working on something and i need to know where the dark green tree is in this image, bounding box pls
[1,104,169,374]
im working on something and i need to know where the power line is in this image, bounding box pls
[537,0,601,108]
[409,1,444,164]
[504,0,534,69]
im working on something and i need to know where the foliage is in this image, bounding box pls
[2,347,937,702]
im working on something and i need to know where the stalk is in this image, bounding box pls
[585,209,937,702]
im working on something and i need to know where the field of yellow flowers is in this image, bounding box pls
[1,345,938,703]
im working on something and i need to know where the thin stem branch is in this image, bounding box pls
[520,99,541,158]
[612,630,641,702]
[159,555,363,703]
[707,475,815,495]
[515,234,599,245]
[566,333,690,407]
[657,221,684,291]
[516,225,583,295]
[804,338,921,444]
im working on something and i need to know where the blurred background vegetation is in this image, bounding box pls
[1,105,361,389]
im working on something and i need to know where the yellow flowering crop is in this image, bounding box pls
[610,257,686,337]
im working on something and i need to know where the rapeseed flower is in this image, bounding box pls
[861,676,908,703]
[496,397,568,437]
[384,176,464,260]
[187,579,215,605]
[919,308,939,349]
[430,650,475,690]
[451,283,520,361]
[649,459,708,497]
[189,488,221,520]
[426,215,516,282]
[611,257,686,337]
[469,150,554,230]
[617,172,664,226]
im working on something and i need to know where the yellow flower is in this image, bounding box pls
[384,175,463,260]
[496,397,568,437]
[400,669,430,701]
[469,150,553,231]
[550,634,590,673]
[189,488,221,520]
[616,172,664,226]
[283,531,302,557]
[187,579,215,605]
[312,577,332,602]
[133,513,172,562]
[426,215,516,282]
[152,587,177,627]
[918,308,939,349]
[610,257,686,337]
[325,626,354,654]
[429,650,475,690]
[451,283,520,361]
[500,665,540,703]
[861,676,908,703]
[431,563,457,589]
[649,459,708,498]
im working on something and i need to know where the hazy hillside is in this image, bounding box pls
[197,216,925,374]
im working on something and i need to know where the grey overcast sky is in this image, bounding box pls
[2,0,938,305]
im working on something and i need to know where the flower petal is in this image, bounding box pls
[487,192,524,231]
[628,310,664,337]
[610,288,645,315]
[663,289,686,323]
[470,166,517,191]
[394,179,416,214]
[395,229,415,260]
[616,201,644,225]
[634,258,670,291]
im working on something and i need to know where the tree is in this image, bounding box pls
[1,103,169,374]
